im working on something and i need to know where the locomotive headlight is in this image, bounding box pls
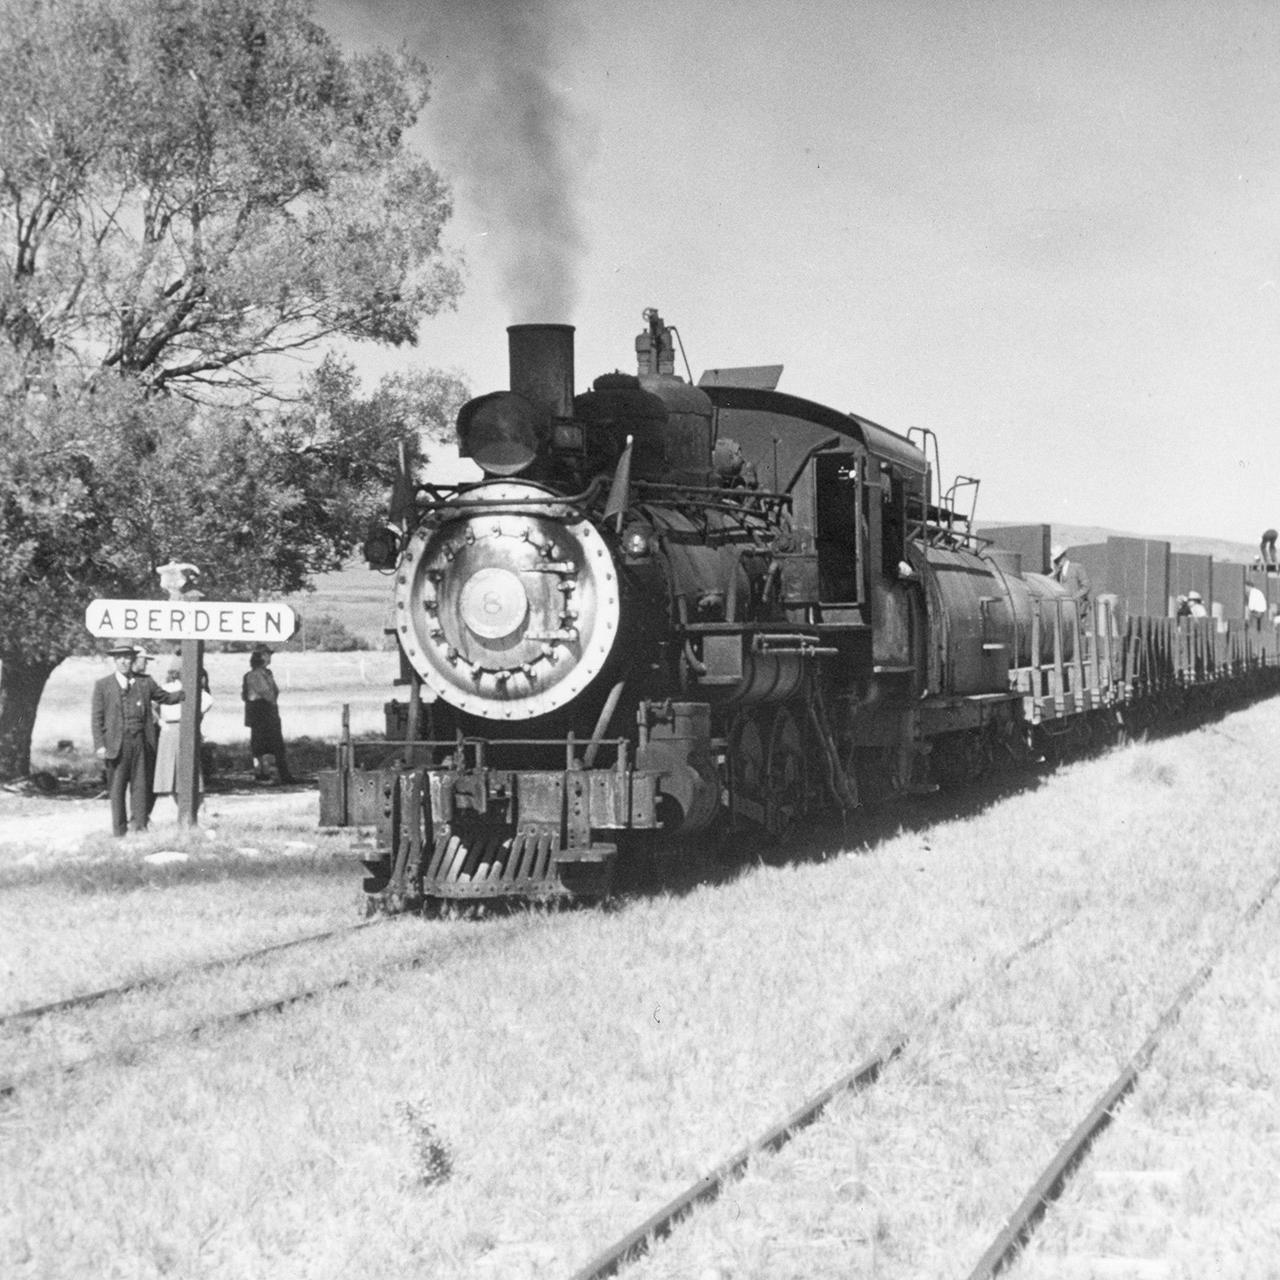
[621,523,654,559]
[459,566,530,640]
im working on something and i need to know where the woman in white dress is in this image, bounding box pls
[153,663,213,801]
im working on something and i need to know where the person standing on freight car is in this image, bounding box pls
[90,643,183,836]
[1051,543,1092,628]
[1261,529,1278,568]
[1247,584,1267,631]
[241,646,293,784]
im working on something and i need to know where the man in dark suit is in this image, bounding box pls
[91,643,183,836]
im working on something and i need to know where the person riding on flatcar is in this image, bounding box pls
[1051,543,1093,628]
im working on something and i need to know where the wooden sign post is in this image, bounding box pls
[177,637,205,828]
[156,562,204,828]
[85,572,298,829]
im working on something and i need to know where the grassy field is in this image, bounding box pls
[1013,913,1280,1277]
[2,700,1279,1278]
[283,562,399,651]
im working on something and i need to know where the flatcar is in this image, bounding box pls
[319,309,1280,911]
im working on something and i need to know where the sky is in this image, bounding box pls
[315,0,1280,546]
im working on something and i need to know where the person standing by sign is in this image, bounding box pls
[152,661,213,807]
[242,646,293,784]
[91,643,183,836]
[130,643,157,686]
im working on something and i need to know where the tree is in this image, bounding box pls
[1,0,460,392]
[0,353,471,777]
[0,0,465,778]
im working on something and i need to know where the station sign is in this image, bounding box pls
[84,599,297,643]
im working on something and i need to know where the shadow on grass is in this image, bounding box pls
[615,681,1280,904]
[10,685,1275,910]
[610,764,1057,905]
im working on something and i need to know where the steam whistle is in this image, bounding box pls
[636,307,676,377]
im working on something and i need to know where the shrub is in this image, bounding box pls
[283,613,364,653]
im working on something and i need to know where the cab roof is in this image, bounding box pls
[702,385,928,480]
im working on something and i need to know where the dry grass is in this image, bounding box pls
[284,561,400,650]
[0,846,355,1018]
[2,701,1280,1278]
[615,713,1280,1280]
[1009,892,1280,1278]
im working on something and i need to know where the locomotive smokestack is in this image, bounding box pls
[508,324,575,420]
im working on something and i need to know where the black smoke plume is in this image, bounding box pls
[360,0,586,322]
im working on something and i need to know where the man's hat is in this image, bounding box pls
[105,642,135,657]
[132,644,155,659]
[1051,543,1067,561]
[1188,590,1203,602]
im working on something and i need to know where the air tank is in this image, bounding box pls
[923,545,1076,696]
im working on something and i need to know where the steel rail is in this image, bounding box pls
[0,919,391,1030]
[568,916,1073,1280]
[964,862,1280,1280]
[0,968,391,1100]
[0,918,528,1102]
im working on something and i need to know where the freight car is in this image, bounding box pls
[319,309,1280,911]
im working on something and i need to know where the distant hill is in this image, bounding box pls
[979,520,1258,566]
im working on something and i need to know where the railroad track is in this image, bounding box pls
[0,919,388,1030]
[568,916,1074,1280]
[964,860,1280,1279]
[1,971,372,1101]
[0,911,546,1102]
[569,863,1280,1280]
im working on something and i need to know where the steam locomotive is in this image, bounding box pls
[319,309,1280,911]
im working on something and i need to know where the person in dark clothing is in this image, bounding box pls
[241,646,293,783]
[1261,529,1278,568]
[90,643,183,835]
